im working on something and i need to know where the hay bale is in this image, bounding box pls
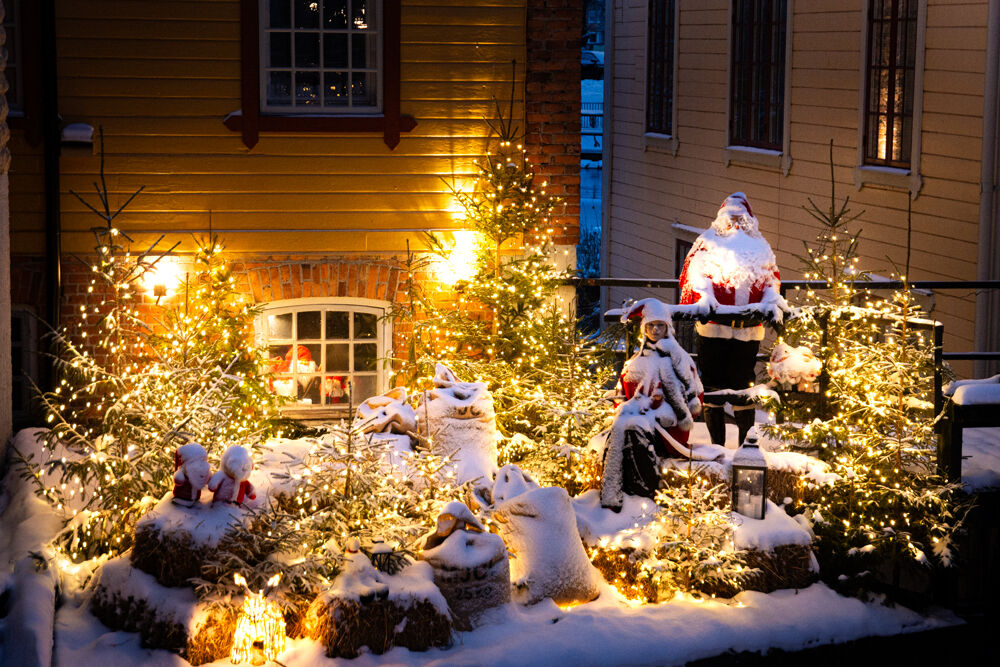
[90,556,237,665]
[302,559,452,658]
[590,543,817,602]
[695,544,818,598]
[304,594,451,658]
[423,543,510,631]
[130,495,247,587]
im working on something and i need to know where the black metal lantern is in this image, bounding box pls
[369,538,394,573]
[731,429,768,520]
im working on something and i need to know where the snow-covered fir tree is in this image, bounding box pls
[394,93,615,491]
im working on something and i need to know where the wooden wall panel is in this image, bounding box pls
[44,0,535,257]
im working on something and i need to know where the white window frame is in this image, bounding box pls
[643,0,681,156]
[854,0,926,199]
[259,0,384,114]
[256,297,392,415]
[723,0,794,176]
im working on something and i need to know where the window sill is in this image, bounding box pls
[223,111,417,149]
[853,164,923,200]
[724,145,792,175]
[644,132,678,156]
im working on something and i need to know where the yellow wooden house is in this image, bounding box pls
[7,0,583,425]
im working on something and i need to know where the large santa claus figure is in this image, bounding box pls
[678,192,785,447]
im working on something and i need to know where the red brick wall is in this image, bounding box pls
[229,257,406,304]
[525,0,583,247]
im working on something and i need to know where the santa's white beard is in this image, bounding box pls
[688,226,776,299]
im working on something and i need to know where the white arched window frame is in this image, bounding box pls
[256,297,392,414]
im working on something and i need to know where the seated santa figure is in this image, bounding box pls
[600,298,703,510]
[619,298,704,452]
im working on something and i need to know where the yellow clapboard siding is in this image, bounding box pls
[60,154,485,175]
[59,1,239,21]
[58,18,240,41]
[59,228,458,255]
[402,5,523,25]
[54,173,479,194]
[69,133,503,157]
[56,39,237,61]
[60,191,458,213]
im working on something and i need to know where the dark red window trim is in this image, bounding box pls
[225,0,415,150]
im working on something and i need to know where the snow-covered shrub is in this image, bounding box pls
[590,467,750,601]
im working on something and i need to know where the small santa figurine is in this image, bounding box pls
[208,445,257,505]
[679,192,787,446]
[172,442,211,507]
[619,298,703,452]
[270,345,318,398]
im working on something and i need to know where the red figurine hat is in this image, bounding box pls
[621,298,674,333]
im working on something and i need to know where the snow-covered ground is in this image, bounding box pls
[2,417,996,666]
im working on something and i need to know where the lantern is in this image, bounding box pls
[730,428,768,520]
[230,573,286,664]
[369,538,394,574]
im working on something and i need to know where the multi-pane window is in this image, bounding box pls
[730,0,787,150]
[863,0,917,168]
[262,302,387,408]
[646,0,676,135]
[2,0,22,113]
[262,0,381,113]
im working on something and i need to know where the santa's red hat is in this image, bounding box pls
[719,191,753,218]
[285,344,314,363]
[621,298,674,333]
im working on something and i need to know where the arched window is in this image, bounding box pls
[257,297,391,413]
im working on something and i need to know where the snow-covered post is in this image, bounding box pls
[0,0,12,462]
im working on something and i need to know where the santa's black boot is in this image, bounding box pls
[735,408,755,445]
[703,406,726,446]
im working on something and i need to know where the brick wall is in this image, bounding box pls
[525,0,583,247]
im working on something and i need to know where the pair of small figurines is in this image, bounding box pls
[171,443,257,507]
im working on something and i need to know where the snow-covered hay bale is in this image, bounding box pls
[421,527,510,630]
[491,473,602,606]
[302,561,451,658]
[89,556,237,665]
[416,364,498,486]
[589,543,816,602]
[130,495,247,587]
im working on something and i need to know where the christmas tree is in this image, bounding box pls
[394,90,615,492]
[764,143,970,595]
[21,137,282,560]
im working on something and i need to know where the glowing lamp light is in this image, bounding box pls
[230,572,286,665]
[730,428,768,520]
[434,231,479,286]
[142,256,186,300]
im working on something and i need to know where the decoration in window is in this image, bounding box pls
[729,0,786,150]
[646,0,676,135]
[863,0,917,168]
[264,306,382,407]
[262,0,380,112]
